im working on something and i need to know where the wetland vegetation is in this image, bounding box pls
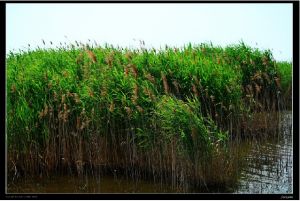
[6,41,292,193]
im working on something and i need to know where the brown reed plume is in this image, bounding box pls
[105,51,115,67]
[109,101,115,112]
[161,71,169,94]
[172,80,180,94]
[125,51,133,61]
[274,77,281,89]
[192,84,199,98]
[145,72,155,84]
[124,66,129,77]
[131,64,138,78]
[76,53,84,65]
[143,86,155,101]
[132,84,139,105]
[86,50,97,63]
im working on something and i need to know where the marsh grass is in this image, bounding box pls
[6,41,291,191]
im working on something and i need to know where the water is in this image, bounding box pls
[7,112,293,194]
[234,111,293,194]
[7,175,175,193]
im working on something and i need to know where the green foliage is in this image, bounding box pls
[276,61,292,92]
[6,42,290,161]
[154,96,227,160]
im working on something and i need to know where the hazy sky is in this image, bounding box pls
[6,3,293,61]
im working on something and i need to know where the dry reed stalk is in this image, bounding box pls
[76,53,84,65]
[73,93,80,104]
[131,84,139,105]
[109,101,115,112]
[76,138,84,176]
[62,70,69,78]
[205,88,209,98]
[274,77,281,89]
[38,110,44,119]
[11,84,16,93]
[133,84,139,97]
[161,72,169,94]
[262,72,271,84]
[76,117,81,130]
[143,86,155,101]
[254,83,261,96]
[171,137,176,188]
[61,138,68,167]
[191,127,197,143]
[83,64,90,79]
[38,104,49,119]
[225,85,231,93]
[88,87,94,97]
[252,72,262,81]
[172,80,180,94]
[43,71,48,82]
[86,50,97,63]
[136,105,144,113]
[66,90,72,98]
[44,104,48,116]
[101,87,108,97]
[125,107,132,118]
[192,84,199,98]
[125,52,133,60]
[53,91,58,102]
[246,84,253,95]
[145,72,155,84]
[131,65,138,78]
[61,94,66,104]
[105,52,114,67]
[63,103,70,123]
[49,106,53,116]
[124,67,129,77]
[262,56,268,66]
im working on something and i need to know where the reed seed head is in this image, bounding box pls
[274,77,281,89]
[192,84,199,98]
[61,94,66,104]
[172,80,180,94]
[11,84,16,93]
[125,51,133,60]
[136,105,144,113]
[161,72,169,94]
[62,70,69,78]
[88,88,94,97]
[262,73,271,84]
[109,101,115,112]
[131,65,138,78]
[86,50,97,63]
[125,106,132,117]
[76,53,84,65]
[124,67,129,77]
[254,83,261,95]
[44,104,48,116]
[145,72,155,84]
[73,93,80,104]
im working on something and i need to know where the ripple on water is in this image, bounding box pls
[235,112,293,194]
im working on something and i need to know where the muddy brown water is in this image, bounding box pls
[7,112,293,194]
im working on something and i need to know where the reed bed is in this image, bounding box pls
[6,42,292,191]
